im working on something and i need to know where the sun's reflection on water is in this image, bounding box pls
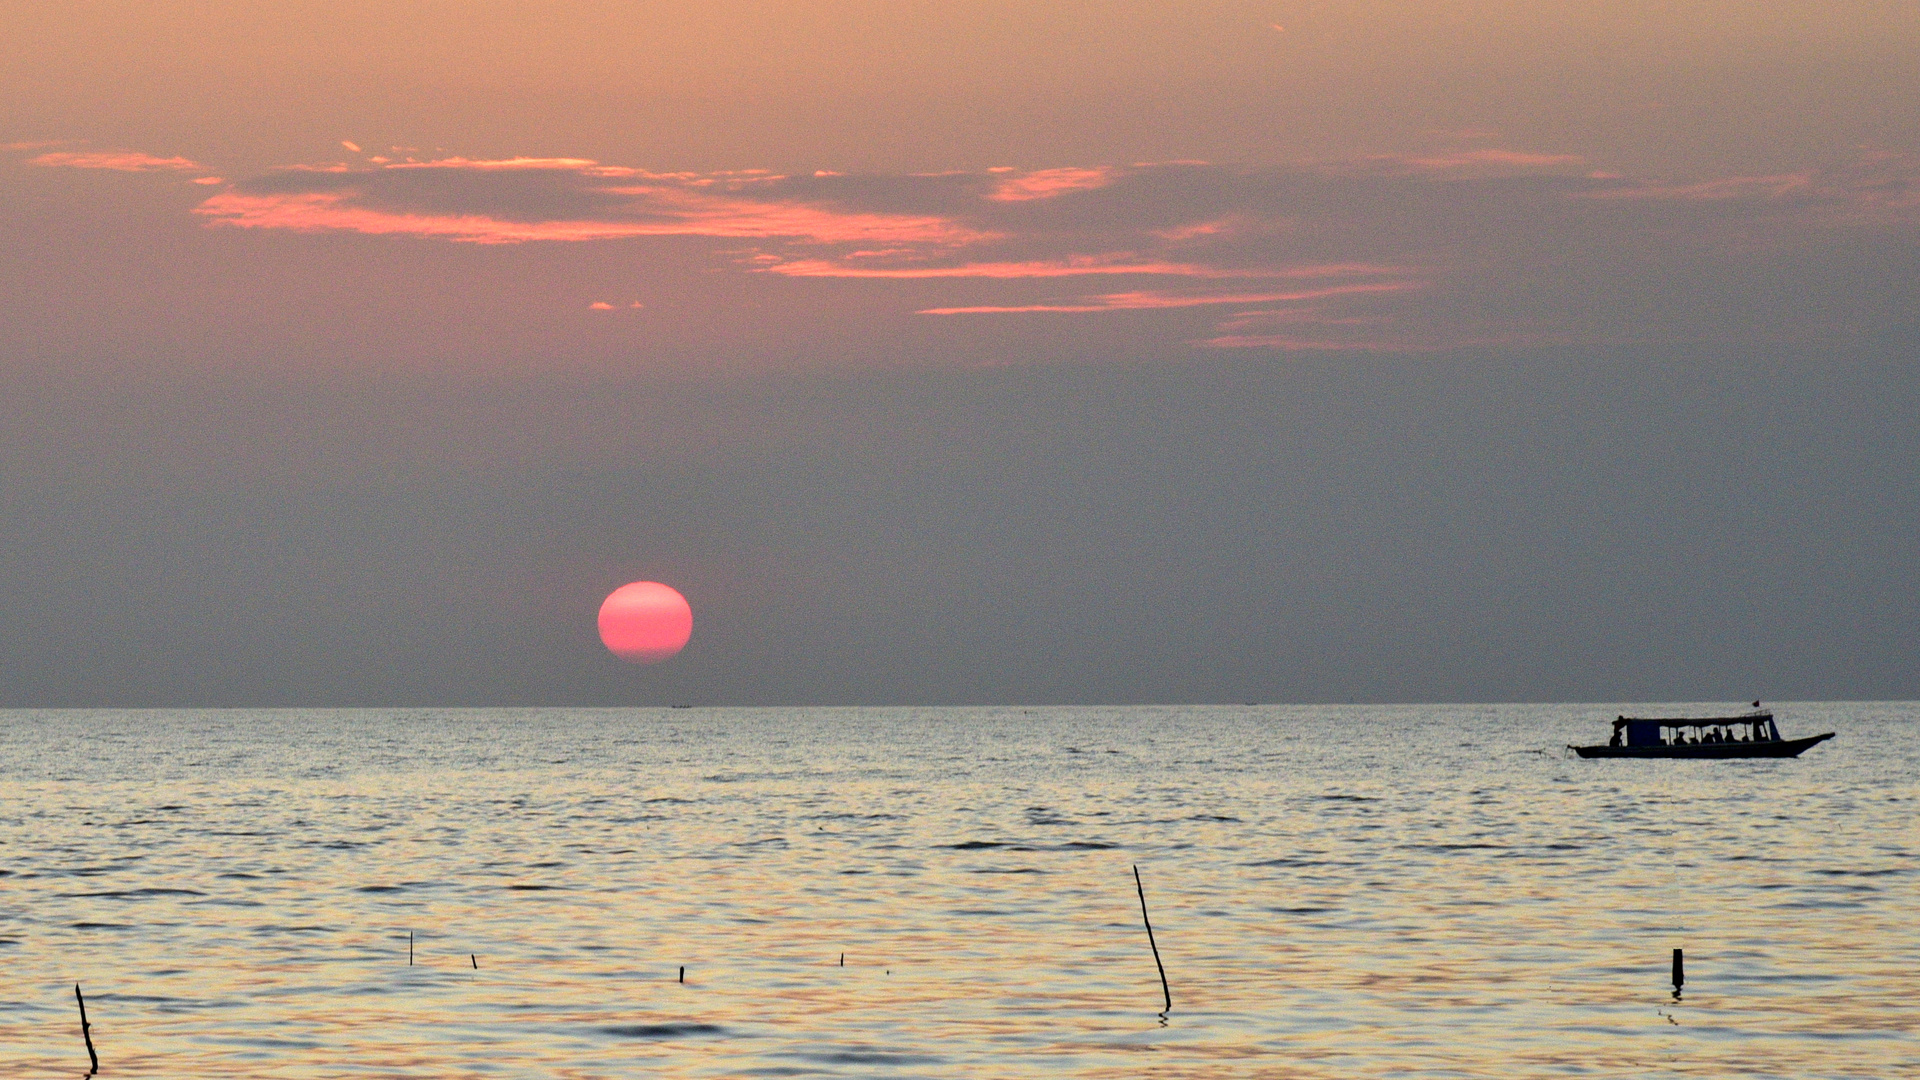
[1,703,1914,1077]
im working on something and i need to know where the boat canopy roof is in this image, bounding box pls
[1612,711,1772,729]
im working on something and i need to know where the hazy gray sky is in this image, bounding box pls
[2,2,1915,704]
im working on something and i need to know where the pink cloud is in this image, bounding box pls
[195,187,988,247]
[1404,149,1585,170]
[1582,173,1817,202]
[195,191,656,244]
[1197,334,1407,351]
[387,156,602,172]
[986,167,1117,202]
[1576,154,1920,214]
[599,186,986,244]
[32,150,205,172]
[765,257,1406,280]
[1152,218,1257,242]
[48,144,1904,355]
[1200,329,1570,351]
[1330,147,1589,179]
[918,281,1420,315]
[1215,308,1385,331]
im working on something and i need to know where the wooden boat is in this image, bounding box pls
[1571,707,1833,759]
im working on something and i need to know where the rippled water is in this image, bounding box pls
[2,704,1914,1078]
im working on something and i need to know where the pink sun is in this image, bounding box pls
[597,581,692,663]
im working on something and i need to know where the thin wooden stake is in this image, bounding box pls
[408,931,414,966]
[75,983,98,1076]
[471,954,478,970]
[678,966,685,984]
[839,952,844,967]
[1133,864,1172,1013]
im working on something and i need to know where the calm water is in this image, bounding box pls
[1,704,1913,1078]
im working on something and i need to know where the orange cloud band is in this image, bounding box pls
[1197,334,1410,350]
[985,166,1118,202]
[33,150,205,172]
[918,281,1420,315]
[194,189,991,246]
[763,258,1408,280]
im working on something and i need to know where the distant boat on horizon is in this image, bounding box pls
[1571,705,1833,759]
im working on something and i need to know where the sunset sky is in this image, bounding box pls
[4,2,1916,705]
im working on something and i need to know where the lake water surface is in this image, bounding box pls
[1,704,1914,1078]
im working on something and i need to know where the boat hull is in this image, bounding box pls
[1570,733,1833,759]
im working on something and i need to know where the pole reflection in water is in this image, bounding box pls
[0,703,1913,1078]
